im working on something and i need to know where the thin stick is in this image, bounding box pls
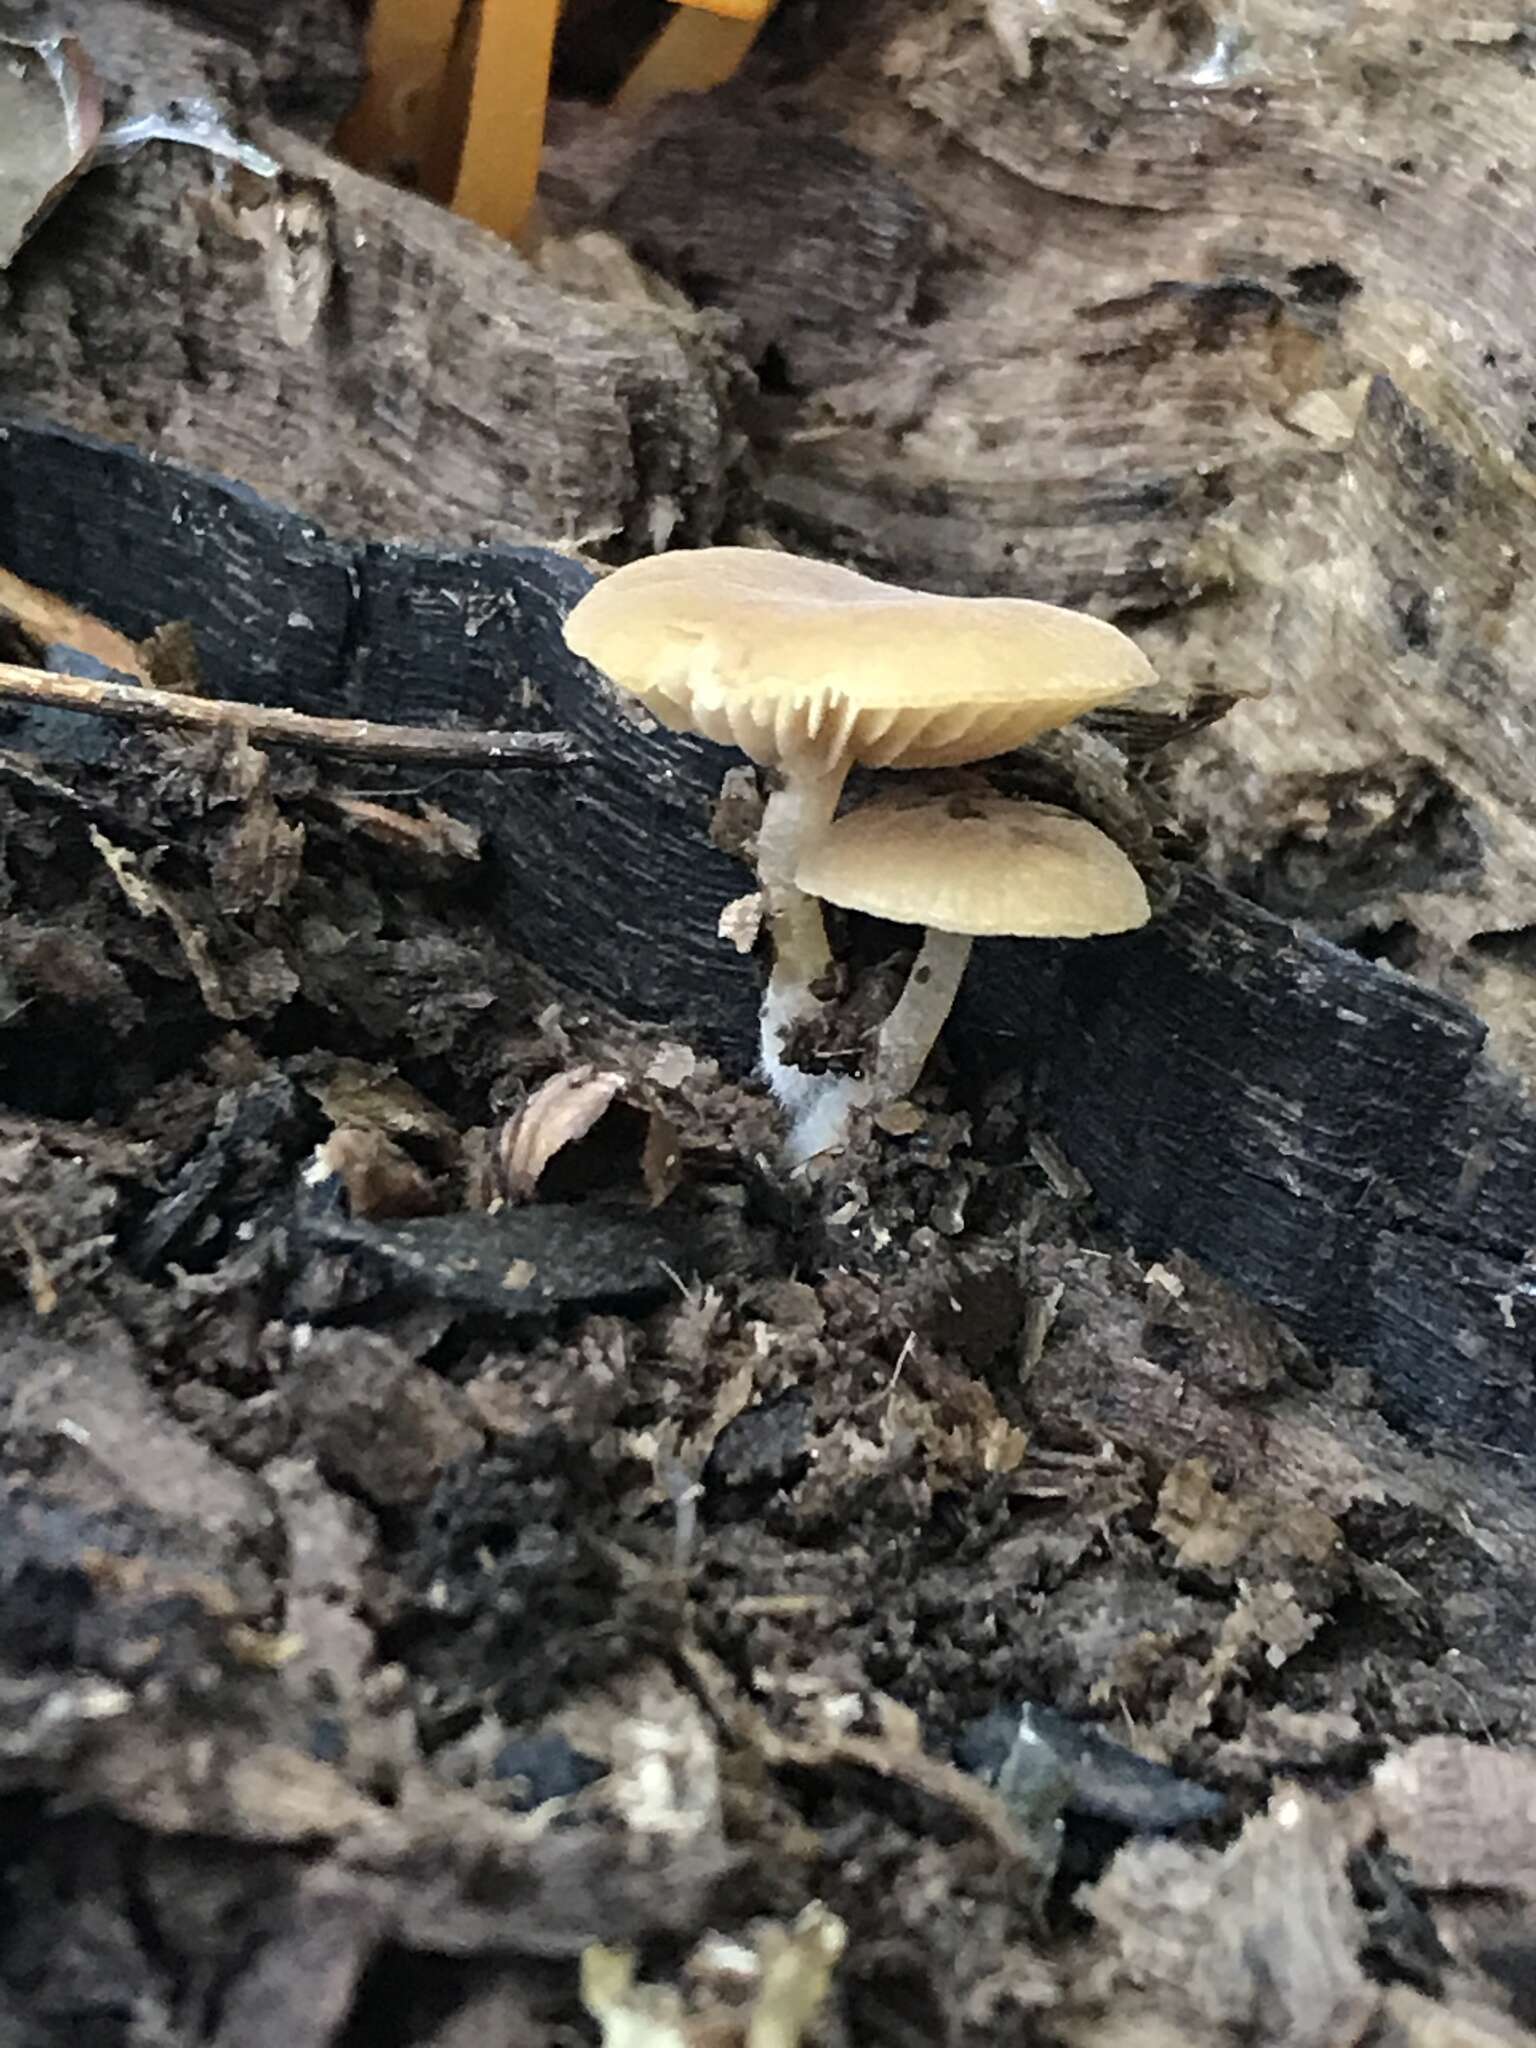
[0,662,582,768]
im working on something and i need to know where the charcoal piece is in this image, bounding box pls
[298,1200,717,1315]
[0,417,355,716]
[128,1075,313,1274]
[347,541,754,1042]
[957,1703,1227,1834]
[490,1733,608,1811]
[704,1392,813,1497]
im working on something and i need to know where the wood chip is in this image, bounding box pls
[717,891,764,955]
[324,794,481,861]
[1371,1738,1536,1899]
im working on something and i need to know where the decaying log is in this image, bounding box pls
[16,0,1536,1089]
[11,1,1536,983]
[2,415,1532,1456]
[539,6,1536,1077]
[155,0,364,137]
[0,0,736,558]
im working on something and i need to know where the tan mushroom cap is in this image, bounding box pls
[795,793,1151,938]
[562,547,1154,773]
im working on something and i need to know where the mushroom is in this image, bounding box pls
[562,548,1153,1147]
[797,790,1151,1114]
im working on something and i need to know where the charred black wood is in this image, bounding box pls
[3,415,1533,1454]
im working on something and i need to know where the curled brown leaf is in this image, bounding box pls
[498,1067,626,1201]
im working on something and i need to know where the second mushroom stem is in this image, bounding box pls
[755,774,978,1159]
[874,927,975,1103]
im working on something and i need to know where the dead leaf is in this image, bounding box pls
[302,1059,458,1155]
[316,1126,437,1220]
[646,1041,698,1090]
[140,619,202,693]
[581,1904,844,2048]
[88,826,299,1022]
[499,1067,626,1201]
[1153,1582,1321,1752]
[872,1099,925,1137]
[210,760,306,913]
[1155,1457,1340,1573]
[1083,1787,1376,2044]
[0,564,145,678]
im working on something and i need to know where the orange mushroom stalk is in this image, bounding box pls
[615,2,775,112]
[448,0,560,249]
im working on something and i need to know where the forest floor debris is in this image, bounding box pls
[2,571,1536,2046]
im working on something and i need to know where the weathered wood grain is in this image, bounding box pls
[539,6,1536,1082]
[0,1,737,559]
[2,415,1532,1456]
[158,0,364,135]
[18,0,1536,1066]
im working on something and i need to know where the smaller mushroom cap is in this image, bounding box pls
[562,547,1154,774]
[796,793,1150,937]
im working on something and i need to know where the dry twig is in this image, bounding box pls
[0,661,582,767]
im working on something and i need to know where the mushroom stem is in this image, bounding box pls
[874,927,975,1103]
[754,765,845,1008]
[753,764,856,1160]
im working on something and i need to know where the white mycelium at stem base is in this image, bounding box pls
[559,546,1157,1164]
[750,763,852,1155]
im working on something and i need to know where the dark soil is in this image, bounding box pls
[3,697,1536,2048]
